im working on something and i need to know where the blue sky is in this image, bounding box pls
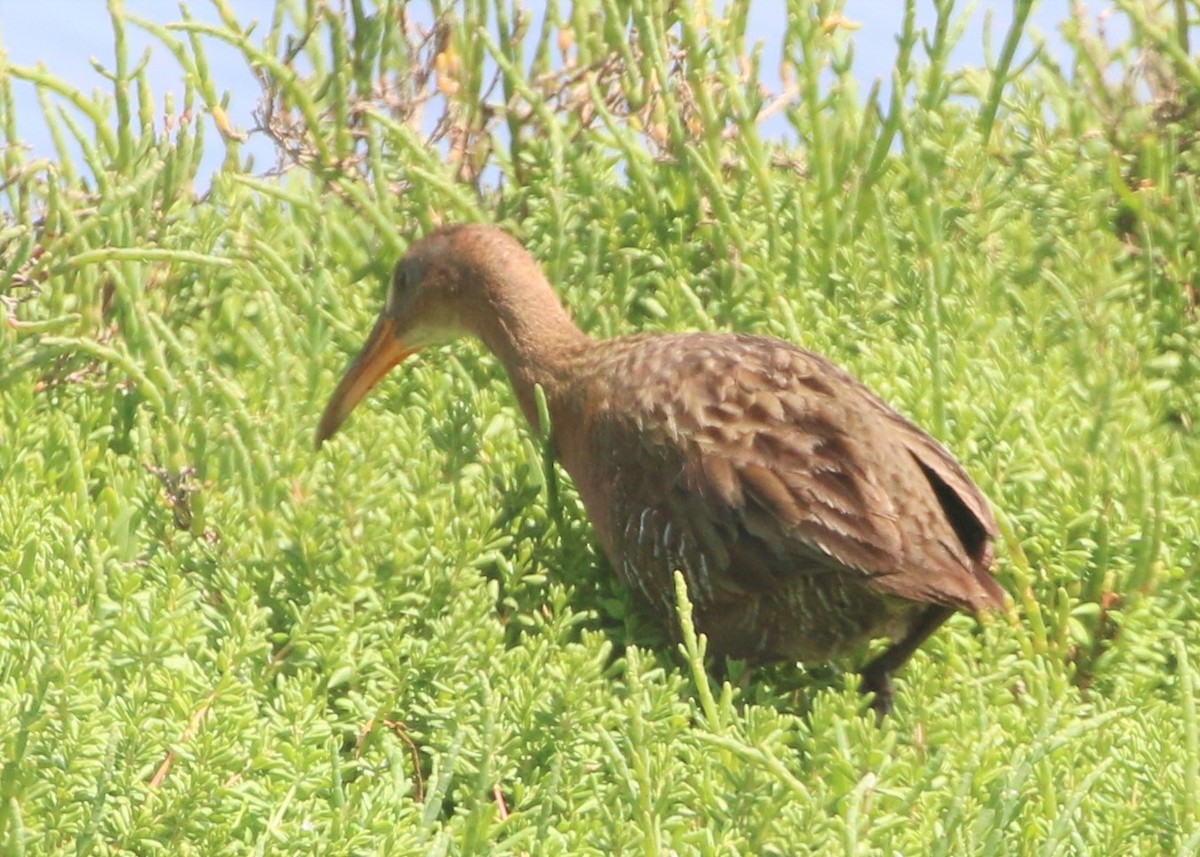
[1,2,1127,183]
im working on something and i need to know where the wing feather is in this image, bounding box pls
[583,332,1002,615]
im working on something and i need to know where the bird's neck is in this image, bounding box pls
[473,272,592,433]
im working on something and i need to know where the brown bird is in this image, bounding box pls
[316,224,1004,715]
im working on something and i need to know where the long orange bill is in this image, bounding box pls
[315,316,415,448]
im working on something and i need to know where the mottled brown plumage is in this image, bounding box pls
[316,224,1005,714]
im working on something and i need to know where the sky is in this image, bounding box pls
[0,1,1130,186]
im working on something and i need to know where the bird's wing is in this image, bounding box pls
[589,334,1002,613]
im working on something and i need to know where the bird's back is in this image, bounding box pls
[555,331,1002,662]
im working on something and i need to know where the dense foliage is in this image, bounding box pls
[2,0,1198,853]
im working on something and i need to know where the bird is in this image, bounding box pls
[316,224,1005,715]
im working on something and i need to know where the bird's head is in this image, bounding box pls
[315,228,473,448]
[314,224,548,447]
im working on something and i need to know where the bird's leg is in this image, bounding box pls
[859,605,955,719]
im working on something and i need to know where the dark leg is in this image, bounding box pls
[709,656,730,683]
[860,605,955,719]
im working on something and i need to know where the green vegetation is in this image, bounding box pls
[2,0,1199,852]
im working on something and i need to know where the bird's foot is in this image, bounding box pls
[858,665,894,723]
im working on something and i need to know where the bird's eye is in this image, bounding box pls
[385,266,406,313]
